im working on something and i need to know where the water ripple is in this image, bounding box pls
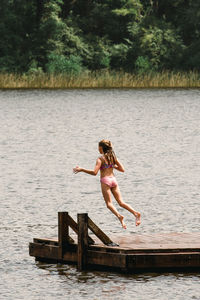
[1,88,200,300]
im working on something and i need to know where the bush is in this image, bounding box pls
[139,22,185,69]
[27,60,44,76]
[110,43,130,69]
[84,37,111,70]
[135,56,152,73]
[45,53,83,74]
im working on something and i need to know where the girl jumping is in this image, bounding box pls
[73,139,141,229]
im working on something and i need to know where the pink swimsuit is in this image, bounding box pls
[100,176,118,188]
[100,159,117,188]
[100,163,114,170]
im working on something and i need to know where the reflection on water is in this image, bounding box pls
[35,261,200,300]
[0,88,200,300]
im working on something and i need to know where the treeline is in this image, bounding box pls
[0,0,200,75]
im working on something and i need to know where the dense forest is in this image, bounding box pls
[0,0,200,75]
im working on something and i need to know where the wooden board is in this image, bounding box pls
[33,232,200,252]
[92,232,200,251]
[88,217,113,245]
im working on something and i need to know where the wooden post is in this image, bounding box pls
[77,213,88,271]
[66,214,95,245]
[58,212,69,259]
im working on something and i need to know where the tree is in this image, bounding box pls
[0,0,36,72]
[0,0,199,73]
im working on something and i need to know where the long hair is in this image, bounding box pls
[99,139,117,165]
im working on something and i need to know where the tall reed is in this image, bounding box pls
[0,71,200,89]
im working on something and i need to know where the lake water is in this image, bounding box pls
[0,88,200,300]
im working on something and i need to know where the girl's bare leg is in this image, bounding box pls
[111,185,141,226]
[101,183,127,229]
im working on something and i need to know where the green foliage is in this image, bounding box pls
[0,0,199,73]
[0,0,36,72]
[38,0,66,57]
[85,37,111,70]
[183,40,200,70]
[112,0,143,20]
[62,18,90,58]
[110,43,130,69]
[135,56,151,73]
[46,53,82,74]
[27,60,44,76]
[139,22,185,69]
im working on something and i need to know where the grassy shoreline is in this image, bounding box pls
[0,71,200,89]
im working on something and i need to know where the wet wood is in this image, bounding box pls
[77,213,88,270]
[58,212,70,258]
[29,242,59,260]
[66,213,95,245]
[87,250,127,268]
[107,232,200,252]
[126,252,200,269]
[29,212,200,273]
[66,213,78,233]
[33,238,59,246]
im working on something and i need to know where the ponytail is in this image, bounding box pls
[99,140,117,165]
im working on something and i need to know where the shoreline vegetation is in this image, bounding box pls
[0,71,200,89]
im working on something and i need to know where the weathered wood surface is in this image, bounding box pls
[29,243,59,260]
[126,252,200,269]
[29,212,200,272]
[58,212,71,258]
[30,232,200,272]
[58,212,69,245]
[87,250,127,268]
[32,232,200,251]
[66,213,95,245]
[105,232,200,251]
[77,214,88,270]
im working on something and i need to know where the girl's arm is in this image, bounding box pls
[73,158,102,176]
[113,159,125,172]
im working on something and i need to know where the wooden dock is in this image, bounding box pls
[29,212,200,273]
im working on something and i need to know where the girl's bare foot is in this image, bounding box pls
[119,215,127,229]
[135,212,141,226]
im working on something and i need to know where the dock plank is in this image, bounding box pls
[102,232,200,251]
[87,250,127,268]
[29,243,59,260]
[33,232,200,252]
[126,252,200,270]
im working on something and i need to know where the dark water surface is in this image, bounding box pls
[0,89,200,300]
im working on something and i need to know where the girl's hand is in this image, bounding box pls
[73,166,82,174]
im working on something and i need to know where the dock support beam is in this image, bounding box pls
[77,213,88,271]
[58,212,69,259]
